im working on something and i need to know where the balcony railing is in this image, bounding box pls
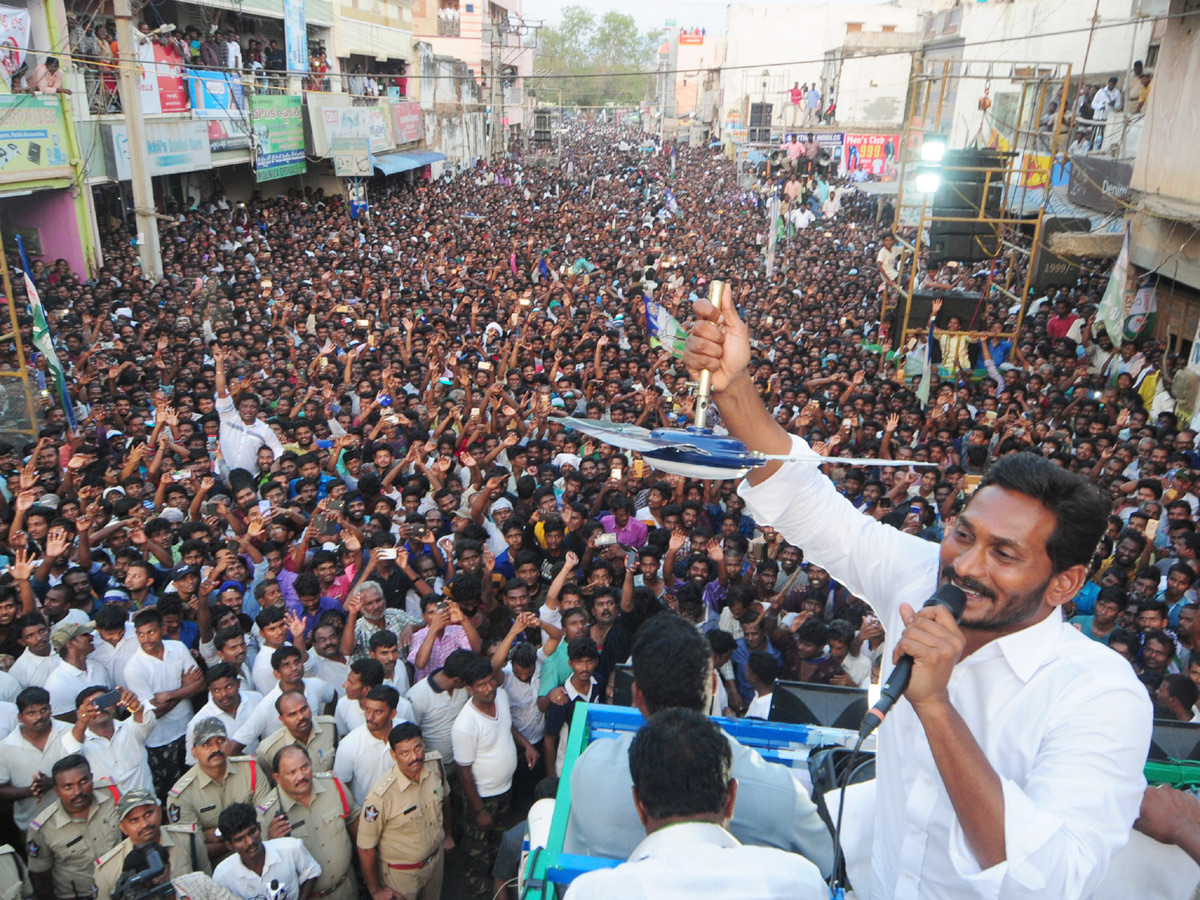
[437,19,461,36]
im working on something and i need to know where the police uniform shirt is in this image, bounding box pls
[93,824,212,900]
[168,756,270,830]
[255,773,358,900]
[185,693,264,765]
[0,845,32,900]
[256,716,338,778]
[26,777,122,899]
[356,755,445,877]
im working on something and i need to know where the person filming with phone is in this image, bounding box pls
[682,284,1154,900]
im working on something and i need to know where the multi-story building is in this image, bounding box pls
[410,0,532,152]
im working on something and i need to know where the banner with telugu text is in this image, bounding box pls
[251,95,306,182]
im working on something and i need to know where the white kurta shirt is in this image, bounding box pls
[739,435,1153,900]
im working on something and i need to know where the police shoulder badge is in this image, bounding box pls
[168,804,181,823]
[26,840,37,858]
[364,805,379,822]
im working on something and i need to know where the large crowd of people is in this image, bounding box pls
[0,121,1196,899]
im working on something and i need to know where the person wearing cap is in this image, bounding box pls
[63,685,154,796]
[93,787,212,900]
[0,686,71,833]
[357,722,452,900]
[26,753,121,900]
[44,620,103,719]
[168,717,270,864]
[254,745,358,900]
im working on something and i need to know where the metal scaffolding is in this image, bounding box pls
[889,56,1073,344]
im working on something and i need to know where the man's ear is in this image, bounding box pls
[1044,563,1088,609]
[631,681,648,718]
[632,786,650,831]
[722,778,738,822]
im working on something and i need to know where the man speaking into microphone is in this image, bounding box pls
[682,286,1152,900]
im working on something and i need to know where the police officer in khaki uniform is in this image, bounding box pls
[93,788,212,900]
[0,845,32,900]
[255,692,338,778]
[357,722,452,900]
[26,754,122,900]
[167,718,270,863]
[255,745,358,900]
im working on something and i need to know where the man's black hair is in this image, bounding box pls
[217,802,258,843]
[388,721,423,748]
[350,657,385,687]
[365,684,400,710]
[630,613,711,715]
[976,451,1110,573]
[628,708,732,821]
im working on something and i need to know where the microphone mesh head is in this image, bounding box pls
[930,583,968,620]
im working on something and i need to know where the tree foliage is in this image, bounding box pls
[532,6,659,109]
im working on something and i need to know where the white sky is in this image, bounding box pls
[521,0,891,36]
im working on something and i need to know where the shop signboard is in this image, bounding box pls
[139,40,188,114]
[0,95,71,184]
[284,0,307,76]
[188,69,246,118]
[842,133,901,180]
[250,95,306,181]
[391,101,423,145]
[322,105,392,154]
[108,120,211,179]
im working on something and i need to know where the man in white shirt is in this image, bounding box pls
[44,619,103,718]
[123,608,206,801]
[876,233,904,299]
[565,709,826,900]
[92,601,139,688]
[229,647,336,752]
[212,346,284,473]
[451,656,518,900]
[61,685,156,794]
[0,686,71,831]
[10,613,60,688]
[185,663,263,765]
[683,289,1155,900]
[213,802,321,900]
[408,649,473,767]
[333,685,401,806]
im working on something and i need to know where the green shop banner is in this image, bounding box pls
[250,95,306,182]
[0,95,71,184]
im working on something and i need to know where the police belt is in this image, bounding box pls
[386,848,440,871]
[312,871,349,898]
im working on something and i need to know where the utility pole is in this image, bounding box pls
[113,0,162,280]
[488,16,501,161]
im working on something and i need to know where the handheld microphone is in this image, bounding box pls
[858,583,967,739]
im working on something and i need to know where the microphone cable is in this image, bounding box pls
[827,731,875,899]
